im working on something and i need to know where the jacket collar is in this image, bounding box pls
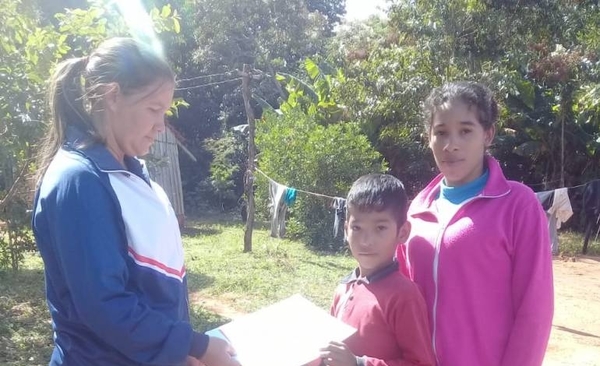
[64,126,149,183]
[412,155,511,212]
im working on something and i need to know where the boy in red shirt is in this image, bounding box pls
[320,174,435,366]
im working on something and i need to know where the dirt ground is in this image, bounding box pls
[544,257,600,366]
[196,257,600,366]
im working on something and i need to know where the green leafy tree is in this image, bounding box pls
[0,0,72,270]
[0,0,180,270]
[306,0,346,35]
[179,0,346,211]
[275,58,348,124]
[203,131,248,211]
[256,107,385,250]
[329,0,600,199]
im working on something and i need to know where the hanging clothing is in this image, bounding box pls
[284,188,297,206]
[535,190,554,211]
[536,190,558,254]
[269,180,288,238]
[583,180,600,219]
[535,188,573,254]
[331,197,346,238]
[548,188,573,229]
[582,180,600,254]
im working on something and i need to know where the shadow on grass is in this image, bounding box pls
[189,305,230,333]
[186,272,216,293]
[554,325,600,339]
[185,272,230,332]
[299,239,350,257]
[555,253,600,263]
[248,220,271,231]
[186,211,245,227]
[300,258,352,271]
[579,255,600,263]
[181,225,223,237]
[0,269,52,366]
[185,217,271,233]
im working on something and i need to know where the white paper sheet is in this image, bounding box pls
[205,294,356,366]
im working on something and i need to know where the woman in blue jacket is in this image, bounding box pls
[32,37,239,366]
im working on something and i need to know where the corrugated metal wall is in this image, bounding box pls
[147,129,185,227]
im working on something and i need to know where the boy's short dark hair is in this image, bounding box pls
[346,174,408,225]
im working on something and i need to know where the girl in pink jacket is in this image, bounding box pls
[397,81,553,366]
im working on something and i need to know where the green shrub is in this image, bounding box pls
[256,107,385,251]
[0,196,35,271]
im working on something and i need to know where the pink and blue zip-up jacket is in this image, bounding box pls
[396,156,553,366]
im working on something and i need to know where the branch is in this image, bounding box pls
[0,159,32,212]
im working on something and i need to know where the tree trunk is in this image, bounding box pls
[241,64,256,253]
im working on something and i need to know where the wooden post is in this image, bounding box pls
[561,111,565,187]
[241,64,256,252]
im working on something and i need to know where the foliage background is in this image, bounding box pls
[1,0,600,265]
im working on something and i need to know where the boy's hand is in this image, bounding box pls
[185,356,205,366]
[200,336,241,366]
[319,341,357,366]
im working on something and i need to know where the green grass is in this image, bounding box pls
[0,217,355,365]
[182,218,355,312]
[556,230,600,257]
[1,216,597,365]
[0,255,50,366]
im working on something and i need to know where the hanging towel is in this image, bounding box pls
[536,190,559,254]
[535,190,554,211]
[269,180,288,238]
[332,197,346,238]
[284,188,297,206]
[536,188,573,254]
[548,188,573,229]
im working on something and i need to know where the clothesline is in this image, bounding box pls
[174,77,242,91]
[177,71,235,83]
[165,69,600,193]
[527,179,562,188]
[255,167,594,200]
[254,168,341,201]
[255,167,600,246]
[530,181,588,191]
[567,182,588,189]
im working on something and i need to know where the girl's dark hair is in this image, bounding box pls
[423,81,499,133]
[37,37,175,181]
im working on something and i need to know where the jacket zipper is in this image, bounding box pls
[429,192,507,363]
[431,224,445,364]
[100,168,159,197]
[102,167,186,277]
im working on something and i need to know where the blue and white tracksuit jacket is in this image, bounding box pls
[32,128,208,365]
